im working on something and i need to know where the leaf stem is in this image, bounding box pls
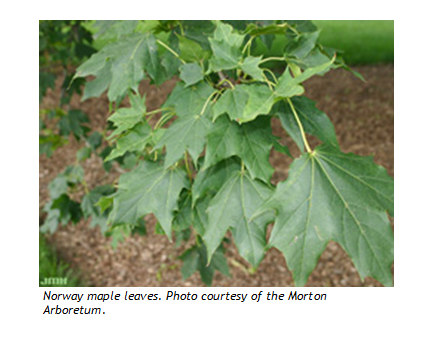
[242,36,255,56]
[184,151,193,183]
[154,112,174,129]
[287,98,312,153]
[216,78,235,89]
[145,107,173,117]
[200,90,221,116]
[156,39,186,64]
[262,72,276,91]
[259,56,287,65]
[262,68,278,84]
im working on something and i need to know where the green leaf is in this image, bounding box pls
[208,22,245,72]
[213,86,249,122]
[172,190,193,233]
[244,23,289,36]
[156,83,216,167]
[163,82,214,118]
[51,195,82,225]
[48,165,84,199]
[109,161,188,237]
[272,136,293,158]
[285,31,320,59]
[81,185,116,233]
[93,20,139,43]
[86,131,103,151]
[204,171,274,268]
[156,113,212,168]
[257,145,394,286]
[204,115,274,183]
[105,122,152,161]
[76,33,161,101]
[273,97,338,152]
[107,93,146,138]
[192,196,212,237]
[192,157,240,206]
[238,84,275,123]
[240,56,264,80]
[39,72,55,102]
[180,240,230,286]
[274,57,335,100]
[82,62,112,101]
[213,84,274,123]
[179,63,203,87]
[76,147,92,162]
[274,68,305,98]
[58,110,90,139]
[178,35,210,62]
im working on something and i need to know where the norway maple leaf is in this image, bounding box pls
[256,145,394,286]
[109,161,188,237]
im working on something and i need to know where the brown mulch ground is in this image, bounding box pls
[39,64,394,287]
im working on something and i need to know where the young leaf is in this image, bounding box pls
[240,56,264,80]
[109,161,188,237]
[107,93,146,138]
[274,57,335,100]
[213,84,274,123]
[179,63,203,87]
[204,171,274,268]
[105,122,152,161]
[208,22,245,72]
[257,145,394,286]
[274,68,305,98]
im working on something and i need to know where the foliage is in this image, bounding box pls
[39,20,96,156]
[40,20,394,287]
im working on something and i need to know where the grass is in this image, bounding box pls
[39,233,85,287]
[314,20,394,65]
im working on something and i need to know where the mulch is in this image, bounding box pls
[39,64,394,287]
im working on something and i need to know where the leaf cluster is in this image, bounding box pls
[40,20,393,287]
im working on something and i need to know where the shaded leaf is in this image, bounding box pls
[192,157,240,205]
[204,115,274,183]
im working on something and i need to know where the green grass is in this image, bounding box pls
[314,20,394,65]
[39,233,86,287]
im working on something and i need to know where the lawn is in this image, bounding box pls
[314,20,394,65]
